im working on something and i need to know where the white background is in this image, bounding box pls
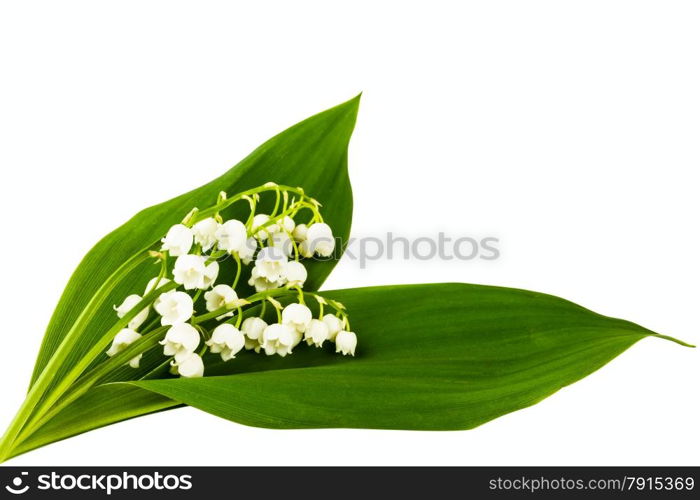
[1,1,698,466]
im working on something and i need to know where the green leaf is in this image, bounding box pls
[128,283,690,430]
[17,281,689,458]
[0,96,360,462]
[29,95,361,392]
[13,386,177,458]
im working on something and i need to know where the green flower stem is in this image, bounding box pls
[232,253,242,289]
[0,249,153,461]
[29,281,178,415]
[14,326,169,445]
[235,307,244,328]
[295,287,305,305]
[192,185,313,224]
[0,280,178,459]
[253,201,304,235]
[192,288,295,325]
[304,292,349,325]
[271,187,281,217]
[243,195,256,227]
[12,287,307,448]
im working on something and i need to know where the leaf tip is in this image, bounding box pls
[335,93,362,117]
[649,332,695,348]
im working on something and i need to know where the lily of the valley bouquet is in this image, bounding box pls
[0,96,692,462]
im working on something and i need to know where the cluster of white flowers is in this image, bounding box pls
[247,220,335,292]
[240,302,357,357]
[105,183,356,379]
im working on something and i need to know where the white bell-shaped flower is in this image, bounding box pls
[106,329,141,355]
[248,267,283,292]
[114,295,149,330]
[241,317,267,351]
[270,231,294,257]
[106,328,143,368]
[284,261,307,288]
[172,352,204,378]
[292,223,308,242]
[306,223,335,257]
[215,219,247,253]
[322,314,343,341]
[261,323,296,357]
[304,319,329,347]
[298,240,314,258]
[204,284,237,312]
[128,354,143,369]
[202,261,220,289]
[161,224,194,256]
[291,329,303,348]
[173,254,208,290]
[155,291,194,325]
[192,217,221,252]
[160,323,200,359]
[206,324,245,361]
[282,303,312,333]
[335,331,357,356]
[251,214,279,239]
[254,247,288,282]
[280,216,296,234]
[238,236,258,264]
[144,277,171,296]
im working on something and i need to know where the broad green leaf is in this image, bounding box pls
[13,385,177,458]
[29,95,360,395]
[15,282,689,459]
[130,283,690,430]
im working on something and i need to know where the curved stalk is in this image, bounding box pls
[0,249,153,460]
